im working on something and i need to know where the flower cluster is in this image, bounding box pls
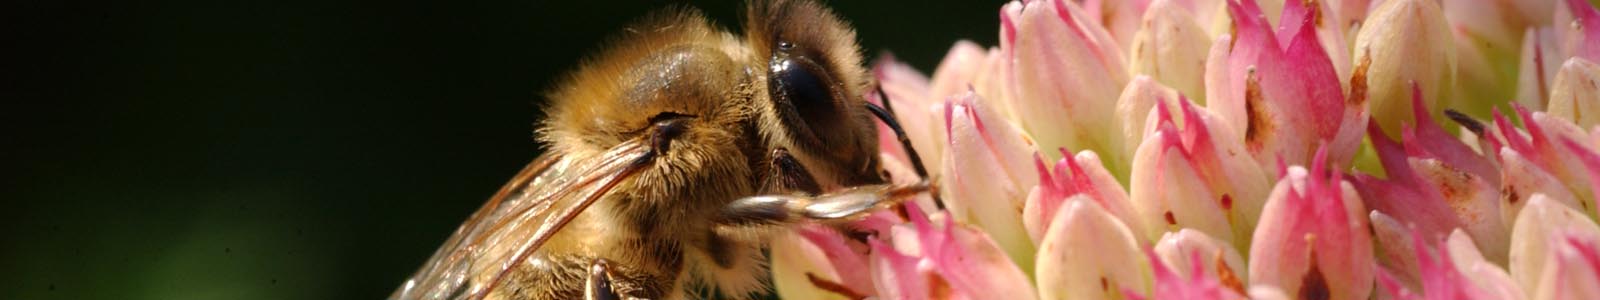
[773,0,1600,299]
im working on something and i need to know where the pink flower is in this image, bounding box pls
[940,92,1040,269]
[1247,148,1374,300]
[739,1,1600,299]
[1002,0,1132,175]
[1376,227,1520,300]
[1204,0,1367,173]
[870,204,1038,300]
[1516,27,1559,112]
[1128,96,1271,251]
[1532,235,1600,299]
[872,56,945,174]
[1548,57,1600,128]
[1352,84,1508,269]
[1131,249,1246,300]
[1022,148,1141,245]
[1149,229,1249,296]
[1560,0,1600,63]
[1127,0,1211,103]
[1352,0,1455,138]
[1035,198,1151,300]
[1487,106,1600,220]
[1509,194,1600,298]
[769,224,873,300]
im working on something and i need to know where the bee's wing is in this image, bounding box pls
[391,139,654,300]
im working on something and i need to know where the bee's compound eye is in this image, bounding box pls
[769,54,842,143]
[772,59,832,113]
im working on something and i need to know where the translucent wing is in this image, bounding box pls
[391,139,654,300]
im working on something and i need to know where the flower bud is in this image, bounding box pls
[871,206,1038,300]
[928,41,989,102]
[1022,149,1141,245]
[1248,149,1374,300]
[1548,57,1600,128]
[873,56,944,174]
[1128,0,1211,103]
[1280,0,1352,88]
[1353,0,1456,138]
[1516,27,1559,112]
[1509,194,1600,296]
[1368,210,1422,291]
[940,92,1039,269]
[1351,84,1508,265]
[1130,97,1271,251]
[771,225,871,300]
[1207,0,1368,172]
[1490,107,1600,220]
[1561,0,1600,63]
[1531,235,1600,300]
[1036,198,1153,300]
[1002,0,1131,174]
[1375,226,1524,300]
[1444,230,1527,300]
[1116,76,1182,155]
[1137,248,1247,300]
[1078,0,1148,53]
[1151,229,1249,295]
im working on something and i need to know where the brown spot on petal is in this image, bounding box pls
[1227,21,1239,50]
[1221,194,1234,210]
[1215,253,1247,295]
[1100,277,1109,291]
[1426,163,1468,197]
[928,271,953,299]
[1304,0,1323,27]
[1244,68,1273,148]
[1348,49,1371,106]
[1421,162,1483,223]
[1298,257,1331,300]
[1165,211,1178,225]
[1503,184,1520,204]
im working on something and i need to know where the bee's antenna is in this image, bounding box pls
[866,85,945,210]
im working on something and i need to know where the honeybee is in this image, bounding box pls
[390,1,933,299]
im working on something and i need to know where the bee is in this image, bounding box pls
[390,1,934,299]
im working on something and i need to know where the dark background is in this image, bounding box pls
[4,1,998,299]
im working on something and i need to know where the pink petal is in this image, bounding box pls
[910,206,1038,300]
[868,238,932,300]
[1023,149,1140,244]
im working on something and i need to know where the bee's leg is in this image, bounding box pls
[720,181,932,227]
[503,255,663,300]
[762,147,823,195]
[584,258,627,300]
[729,146,929,226]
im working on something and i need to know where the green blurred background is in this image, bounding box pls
[5,1,997,299]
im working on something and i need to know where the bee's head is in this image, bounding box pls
[746,0,887,190]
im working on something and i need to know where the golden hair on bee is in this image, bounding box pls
[390,1,933,300]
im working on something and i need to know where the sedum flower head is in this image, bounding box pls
[766,0,1600,298]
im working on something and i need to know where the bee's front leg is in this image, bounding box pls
[721,182,930,227]
[723,147,932,227]
[584,258,617,300]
